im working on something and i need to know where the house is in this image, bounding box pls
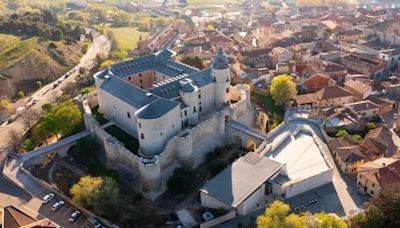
[200,153,284,215]
[357,157,400,197]
[380,76,400,96]
[315,61,348,82]
[242,68,270,84]
[344,79,373,99]
[334,29,363,43]
[2,205,58,228]
[330,138,366,174]
[237,48,271,67]
[364,20,400,46]
[361,127,397,158]
[344,100,379,120]
[378,48,400,71]
[340,54,388,80]
[268,47,294,68]
[302,74,333,93]
[366,95,396,115]
[296,85,356,109]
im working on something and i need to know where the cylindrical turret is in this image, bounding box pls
[212,48,231,110]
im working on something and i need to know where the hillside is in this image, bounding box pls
[0,34,82,98]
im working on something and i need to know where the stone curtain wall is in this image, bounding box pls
[81,85,252,200]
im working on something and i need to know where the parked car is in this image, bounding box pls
[86,217,102,228]
[393,113,398,119]
[69,210,81,222]
[31,99,39,105]
[42,193,55,204]
[51,200,64,211]
[53,82,59,88]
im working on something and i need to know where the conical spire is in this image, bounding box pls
[212,47,229,69]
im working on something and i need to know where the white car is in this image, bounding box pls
[393,113,398,119]
[42,193,55,204]
[31,99,39,105]
[69,210,81,222]
[51,200,64,211]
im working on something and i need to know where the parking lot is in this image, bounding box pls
[285,183,346,216]
[38,194,88,228]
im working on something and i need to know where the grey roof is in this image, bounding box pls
[149,69,213,99]
[200,153,283,207]
[136,98,180,119]
[100,76,157,108]
[104,49,198,79]
[181,82,196,93]
[212,47,229,69]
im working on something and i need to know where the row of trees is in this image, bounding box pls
[257,201,347,228]
[0,9,83,42]
[258,183,400,228]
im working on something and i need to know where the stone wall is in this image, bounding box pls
[80,84,254,200]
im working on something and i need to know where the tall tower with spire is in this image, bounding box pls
[212,47,231,110]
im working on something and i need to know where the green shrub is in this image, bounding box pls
[23,139,36,151]
[167,167,194,194]
[132,192,143,202]
[105,169,119,180]
[336,130,348,137]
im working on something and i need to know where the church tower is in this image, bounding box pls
[212,47,231,110]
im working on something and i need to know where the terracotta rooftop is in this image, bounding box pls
[357,157,400,189]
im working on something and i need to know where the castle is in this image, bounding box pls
[94,48,235,157]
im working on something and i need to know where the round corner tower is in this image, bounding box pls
[212,47,231,110]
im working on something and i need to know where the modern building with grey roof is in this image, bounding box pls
[94,48,232,157]
[200,153,284,215]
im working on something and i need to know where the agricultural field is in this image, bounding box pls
[104,27,148,51]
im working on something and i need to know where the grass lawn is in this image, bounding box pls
[105,125,139,155]
[253,94,285,118]
[91,106,109,125]
[104,27,148,51]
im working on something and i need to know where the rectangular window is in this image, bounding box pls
[199,94,201,99]
[139,123,141,128]
[139,73,142,78]
[140,79,143,84]
[184,110,187,116]
[226,88,229,93]
[193,107,196,113]
[127,112,131,118]
[141,133,144,139]
[128,76,131,80]
[199,106,202,112]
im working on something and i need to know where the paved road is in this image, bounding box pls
[1,158,88,227]
[0,30,111,153]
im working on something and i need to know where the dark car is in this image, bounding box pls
[86,217,102,228]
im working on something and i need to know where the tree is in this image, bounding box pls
[80,87,94,95]
[20,108,40,129]
[367,122,376,131]
[257,201,348,228]
[349,183,400,228]
[8,129,24,153]
[180,55,205,70]
[206,24,215,31]
[100,59,116,70]
[32,122,50,145]
[70,176,119,217]
[167,167,194,194]
[336,130,348,138]
[17,90,25,98]
[270,75,297,106]
[23,139,36,151]
[0,98,13,113]
[36,80,42,88]
[53,103,82,136]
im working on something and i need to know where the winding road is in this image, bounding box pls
[0,30,111,154]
